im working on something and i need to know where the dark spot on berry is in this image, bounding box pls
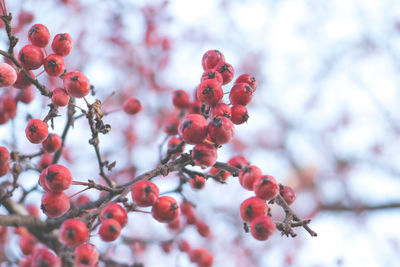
[80,258,89,265]
[29,125,37,133]
[193,149,204,159]
[66,228,76,240]
[202,86,214,96]
[219,64,230,73]
[175,91,182,97]
[182,120,192,131]
[170,203,178,211]
[135,99,141,104]
[242,112,249,123]
[211,117,222,127]
[195,181,204,188]
[39,261,50,267]
[245,85,252,93]
[47,60,58,71]
[29,26,39,36]
[60,33,67,41]
[109,224,118,233]
[45,171,58,182]
[250,76,256,82]
[243,166,251,174]
[245,205,253,219]
[144,185,154,195]
[205,72,216,79]
[255,223,265,234]
[261,177,271,185]
[105,212,114,219]
[71,76,79,81]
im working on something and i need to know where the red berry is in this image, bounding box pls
[25,119,49,144]
[14,71,34,89]
[177,239,190,252]
[99,218,121,242]
[52,33,73,56]
[43,164,72,192]
[63,71,90,98]
[189,248,214,267]
[18,11,34,26]
[17,87,35,104]
[32,247,61,267]
[235,74,258,92]
[172,89,190,109]
[253,175,279,200]
[167,218,181,231]
[151,196,180,223]
[240,197,268,222]
[167,136,185,155]
[196,79,223,107]
[74,243,99,267]
[59,219,88,247]
[41,191,70,218]
[229,83,253,106]
[189,100,202,114]
[189,175,206,190]
[201,69,223,85]
[18,45,44,70]
[51,88,70,107]
[131,180,159,207]
[202,50,225,70]
[210,103,231,119]
[100,203,128,227]
[42,133,62,153]
[75,194,91,206]
[163,116,179,135]
[0,162,9,177]
[230,105,249,125]
[191,142,218,168]
[19,256,33,267]
[250,215,276,241]
[238,165,262,191]
[280,185,296,205]
[161,241,173,253]
[209,166,230,181]
[44,54,66,76]
[178,114,208,145]
[207,116,234,145]
[123,97,142,115]
[37,153,53,171]
[39,167,50,191]
[0,146,10,166]
[28,24,50,48]
[0,63,17,87]
[196,221,211,237]
[228,155,249,170]
[215,61,234,85]
[20,233,37,255]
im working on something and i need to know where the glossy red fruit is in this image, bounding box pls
[14,71,34,89]
[100,203,128,227]
[230,105,249,125]
[37,153,53,171]
[25,119,49,144]
[28,24,50,47]
[131,180,159,207]
[253,175,279,200]
[59,219,88,247]
[123,97,142,115]
[44,54,66,76]
[207,116,234,145]
[0,147,10,166]
[17,87,35,104]
[228,155,249,170]
[189,175,206,190]
[172,89,190,109]
[52,33,73,56]
[1,96,17,119]
[240,197,268,222]
[0,63,17,87]
[209,166,230,181]
[0,162,9,177]
[235,74,258,92]
[201,69,223,85]
[18,45,44,70]
[239,165,263,191]
[42,133,61,153]
[196,79,223,107]
[229,83,253,106]
[151,196,180,223]
[43,164,72,192]
[189,100,202,114]
[51,88,70,107]
[38,167,50,191]
[202,50,225,70]
[210,103,231,119]
[163,116,179,135]
[32,247,61,267]
[250,215,276,241]
[63,71,90,98]
[215,61,234,85]
[178,114,208,145]
[41,191,70,218]
[189,248,214,267]
[20,233,37,255]
[99,218,121,242]
[191,143,218,168]
[280,185,296,205]
[74,243,99,267]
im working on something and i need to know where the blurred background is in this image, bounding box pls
[1,0,400,266]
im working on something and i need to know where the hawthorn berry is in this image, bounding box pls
[75,243,99,267]
[25,119,49,144]
[18,11,34,26]
[207,116,234,145]
[100,203,128,227]
[51,88,70,107]
[37,153,53,171]
[0,63,17,87]
[1,95,17,119]
[230,105,249,125]
[238,165,263,191]
[41,191,70,218]
[167,217,181,231]
[201,69,223,85]
[123,97,142,115]
[189,100,202,114]
[189,248,214,267]
[59,219,88,247]
[131,180,159,207]
[229,83,254,106]
[0,146,10,166]
[172,89,190,109]
[38,167,50,191]
[280,185,296,205]
[28,24,50,47]
[250,215,276,241]
[178,114,208,145]
[52,33,73,56]
[196,220,211,237]
[240,197,268,222]
[227,155,249,170]
[192,142,218,168]
[31,247,61,267]
[209,166,230,181]
[99,218,121,242]
[18,45,44,70]
[202,49,225,70]
[167,136,185,155]
[0,162,9,177]
[19,256,33,267]
[215,61,234,85]
[17,87,35,104]
[253,175,279,201]
[196,79,223,107]
[151,196,180,223]
[210,103,231,118]
[44,54,66,76]
[163,116,179,135]
[189,175,206,190]
[235,73,258,92]
[14,70,34,89]
[20,233,37,255]
[161,241,173,253]
[43,164,72,192]
[177,239,190,252]
[42,133,61,153]
[63,71,91,98]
